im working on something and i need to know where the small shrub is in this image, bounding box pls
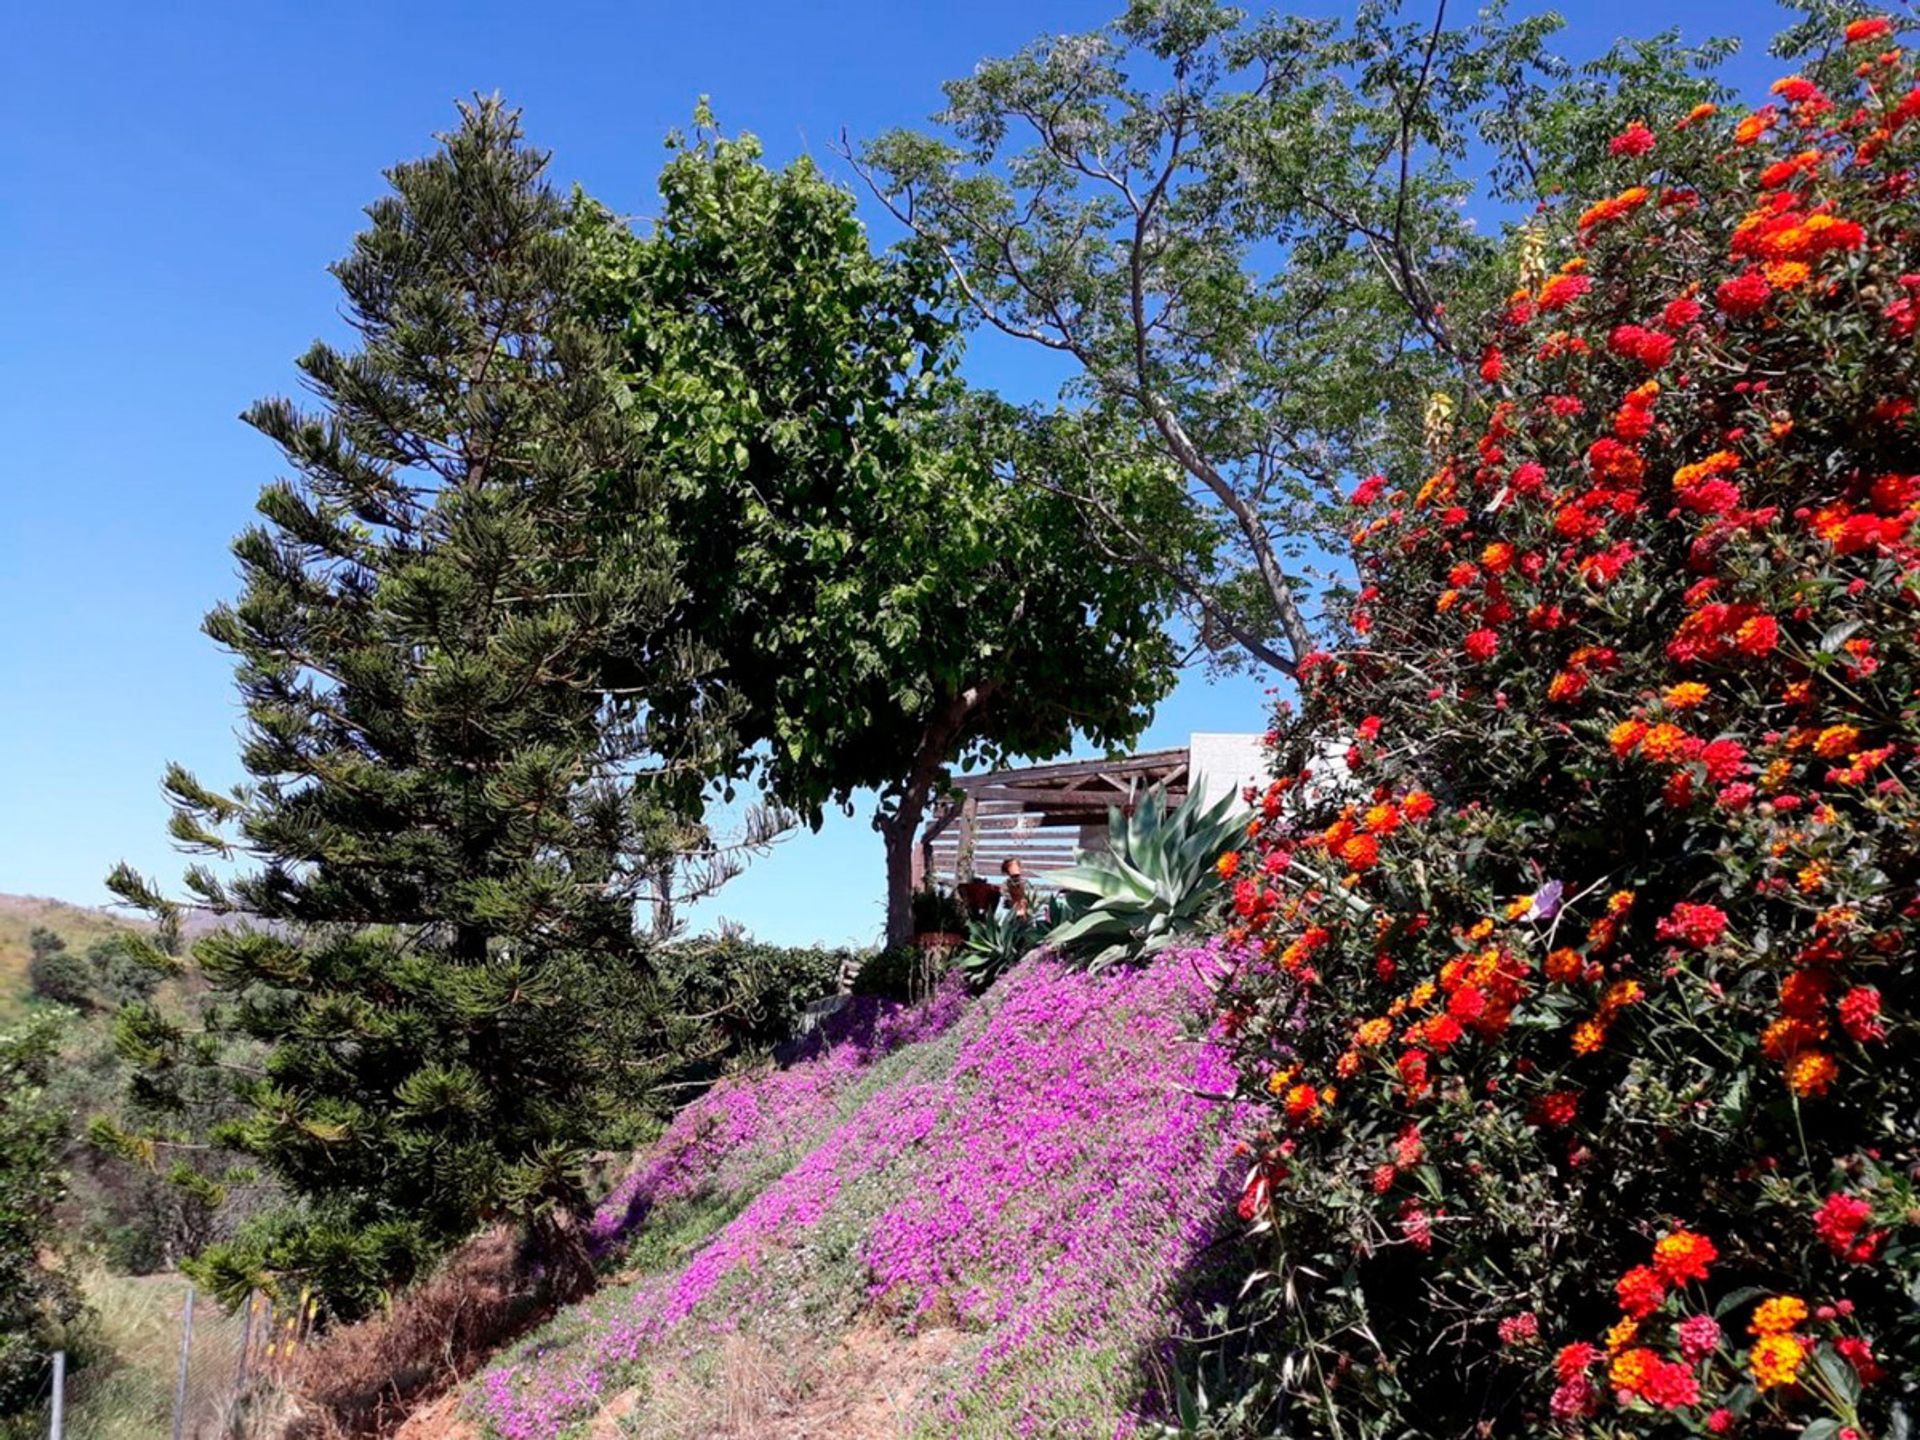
[956,908,1041,987]
[909,884,968,937]
[850,942,939,1001]
[0,1017,87,1415]
[657,937,849,1050]
[27,950,91,1009]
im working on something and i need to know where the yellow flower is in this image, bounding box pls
[1600,978,1644,1012]
[1815,724,1862,758]
[1609,1347,1658,1392]
[1796,860,1829,893]
[1504,896,1533,921]
[1609,718,1647,754]
[1764,259,1811,289]
[1663,682,1710,709]
[1355,1018,1392,1048]
[1571,1018,1608,1055]
[1749,1296,1808,1336]
[1410,981,1438,1010]
[1466,918,1495,941]
[1749,1332,1806,1390]
[1761,757,1793,791]
[1784,1049,1839,1097]
[1606,891,1636,917]
[1641,723,1690,763]
[1604,1316,1639,1351]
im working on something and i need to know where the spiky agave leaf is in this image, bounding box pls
[1040,782,1245,969]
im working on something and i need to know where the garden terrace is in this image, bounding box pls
[913,748,1188,887]
[915,734,1264,887]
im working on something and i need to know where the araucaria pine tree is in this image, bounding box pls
[107,99,728,1315]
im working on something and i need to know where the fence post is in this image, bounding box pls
[236,1290,255,1386]
[171,1283,196,1440]
[47,1351,64,1440]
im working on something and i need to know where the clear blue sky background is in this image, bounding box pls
[0,0,1797,945]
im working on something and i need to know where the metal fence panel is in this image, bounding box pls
[12,1281,312,1440]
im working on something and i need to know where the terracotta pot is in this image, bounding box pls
[958,879,1000,917]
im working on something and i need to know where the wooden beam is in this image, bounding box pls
[966,784,1187,809]
[947,747,1189,791]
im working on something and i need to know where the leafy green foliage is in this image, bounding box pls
[25,929,158,1013]
[957,907,1042,987]
[26,928,89,1008]
[577,114,1179,945]
[909,885,969,938]
[0,1016,87,1414]
[858,0,1732,674]
[1042,785,1242,970]
[104,99,737,1317]
[656,938,848,1054]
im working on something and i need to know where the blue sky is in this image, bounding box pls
[0,0,1799,945]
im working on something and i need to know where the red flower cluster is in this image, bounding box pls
[1653,902,1727,949]
[1813,1192,1886,1264]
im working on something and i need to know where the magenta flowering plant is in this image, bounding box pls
[469,946,1254,1439]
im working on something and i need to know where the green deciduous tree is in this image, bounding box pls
[857,0,1732,674]
[0,1016,85,1415]
[580,118,1180,945]
[25,927,90,1009]
[104,99,742,1315]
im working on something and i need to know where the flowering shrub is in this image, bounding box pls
[1222,21,1919,1438]
[474,949,1248,1439]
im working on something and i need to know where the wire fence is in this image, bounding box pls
[14,1281,315,1440]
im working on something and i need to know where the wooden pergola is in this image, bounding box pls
[911,747,1192,889]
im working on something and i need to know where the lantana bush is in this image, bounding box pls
[1222,18,1918,1438]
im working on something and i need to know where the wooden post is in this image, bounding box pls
[236,1291,255,1385]
[48,1351,64,1440]
[954,794,979,881]
[912,796,965,891]
[171,1283,195,1440]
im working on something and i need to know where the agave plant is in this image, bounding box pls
[955,907,1043,987]
[1040,783,1246,971]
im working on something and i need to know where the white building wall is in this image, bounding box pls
[1188,732,1268,809]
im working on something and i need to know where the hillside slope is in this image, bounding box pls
[408,946,1247,1440]
[0,893,145,1018]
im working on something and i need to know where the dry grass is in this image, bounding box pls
[625,1334,810,1440]
[284,1227,581,1439]
[0,893,145,1018]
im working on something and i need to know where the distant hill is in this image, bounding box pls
[0,893,147,1018]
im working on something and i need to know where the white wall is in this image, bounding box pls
[1188,732,1267,810]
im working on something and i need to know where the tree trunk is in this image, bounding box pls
[877,681,1001,950]
[879,805,921,951]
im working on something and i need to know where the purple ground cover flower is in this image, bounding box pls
[588,980,970,1254]
[473,946,1248,1439]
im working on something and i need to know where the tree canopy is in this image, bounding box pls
[105,99,738,1313]
[581,117,1181,943]
[858,0,1732,673]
